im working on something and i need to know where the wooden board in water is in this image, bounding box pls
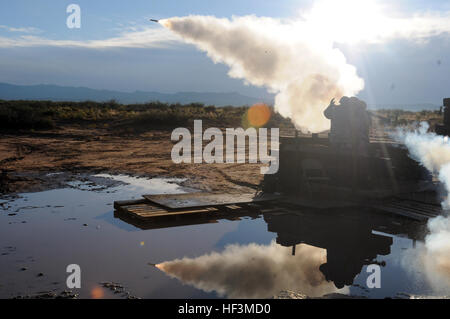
[367,199,442,221]
[117,202,217,220]
[143,192,280,210]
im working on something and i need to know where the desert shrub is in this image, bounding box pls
[0,102,55,130]
[0,99,295,132]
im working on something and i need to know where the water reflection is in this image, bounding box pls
[0,173,437,298]
[265,210,416,289]
[115,207,427,297]
[155,242,343,298]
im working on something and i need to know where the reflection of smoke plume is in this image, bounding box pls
[394,123,450,290]
[161,15,363,133]
[426,217,450,276]
[401,235,450,295]
[156,241,346,298]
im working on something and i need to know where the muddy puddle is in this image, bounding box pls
[0,174,449,299]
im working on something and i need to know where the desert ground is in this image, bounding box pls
[0,126,264,195]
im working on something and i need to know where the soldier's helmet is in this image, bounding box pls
[339,96,351,105]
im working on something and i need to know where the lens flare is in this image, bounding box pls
[247,103,271,127]
[90,286,104,299]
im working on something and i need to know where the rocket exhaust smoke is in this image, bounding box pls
[395,123,450,291]
[160,15,364,133]
[154,241,347,298]
[159,1,450,133]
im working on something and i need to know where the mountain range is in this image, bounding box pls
[0,82,273,106]
[0,82,441,111]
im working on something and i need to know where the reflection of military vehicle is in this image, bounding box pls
[435,98,450,136]
[264,209,426,289]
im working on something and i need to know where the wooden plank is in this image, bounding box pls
[114,195,266,223]
[370,205,428,221]
[113,210,220,230]
[366,199,441,221]
[386,201,441,217]
[143,192,280,210]
[115,204,264,230]
[114,199,149,209]
[116,200,221,220]
[131,207,217,219]
[398,201,442,213]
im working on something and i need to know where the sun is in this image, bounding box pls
[303,0,389,44]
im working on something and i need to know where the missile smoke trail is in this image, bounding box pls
[160,15,363,133]
[159,0,450,132]
[154,241,347,298]
[395,123,450,292]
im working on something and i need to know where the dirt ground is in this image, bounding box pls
[0,127,264,194]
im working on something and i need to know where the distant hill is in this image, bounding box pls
[368,103,441,111]
[1,82,440,111]
[0,82,273,106]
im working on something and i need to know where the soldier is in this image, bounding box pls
[324,97,352,154]
[324,96,371,188]
[324,96,370,155]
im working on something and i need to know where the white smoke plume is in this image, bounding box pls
[160,1,450,132]
[394,123,450,290]
[155,241,347,298]
[160,15,364,133]
[395,122,450,208]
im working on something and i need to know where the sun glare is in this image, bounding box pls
[303,0,389,43]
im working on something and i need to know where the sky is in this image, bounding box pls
[0,0,449,105]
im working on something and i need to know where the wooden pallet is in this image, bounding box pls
[366,198,442,221]
[115,200,218,220]
[143,192,281,210]
[114,193,443,224]
[113,197,278,221]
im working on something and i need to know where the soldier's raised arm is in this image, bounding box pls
[324,98,336,119]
